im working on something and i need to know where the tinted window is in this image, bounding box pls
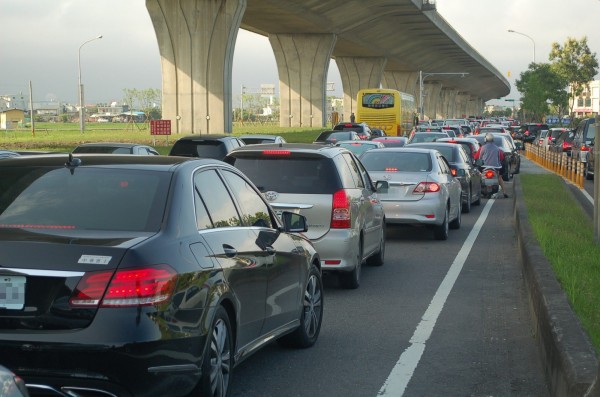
[170,140,227,159]
[73,146,132,154]
[315,131,355,142]
[341,153,364,188]
[361,151,432,172]
[194,170,241,228]
[221,170,273,228]
[0,167,169,232]
[230,156,342,194]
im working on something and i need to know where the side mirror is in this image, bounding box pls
[375,180,389,194]
[474,159,483,167]
[281,211,308,233]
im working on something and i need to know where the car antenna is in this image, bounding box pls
[65,153,82,174]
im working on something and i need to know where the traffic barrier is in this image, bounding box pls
[523,142,588,190]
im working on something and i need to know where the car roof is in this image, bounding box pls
[0,153,220,170]
[227,142,354,158]
[238,134,283,139]
[74,142,146,148]
[176,134,237,141]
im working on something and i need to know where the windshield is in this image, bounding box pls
[0,167,170,232]
[360,151,432,172]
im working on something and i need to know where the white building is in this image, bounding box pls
[571,80,599,118]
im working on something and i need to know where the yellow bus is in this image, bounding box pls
[356,88,416,136]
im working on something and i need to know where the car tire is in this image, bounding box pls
[278,265,323,348]
[433,206,449,240]
[367,225,385,266]
[473,186,482,206]
[197,306,233,397]
[585,163,593,180]
[450,202,461,230]
[340,241,362,289]
[462,186,471,213]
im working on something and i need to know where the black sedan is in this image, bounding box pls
[72,142,160,155]
[0,154,323,397]
[407,142,482,213]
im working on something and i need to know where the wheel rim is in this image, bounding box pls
[209,318,231,397]
[303,274,322,338]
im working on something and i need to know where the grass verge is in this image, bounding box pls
[521,174,600,354]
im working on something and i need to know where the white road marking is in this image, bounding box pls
[377,199,495,396]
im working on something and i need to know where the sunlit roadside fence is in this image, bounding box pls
[523,142,586,188]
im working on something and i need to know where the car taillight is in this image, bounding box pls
[484,169,496,179]
[331,189,351,229]
[70,265,177,307]
[413,182,440,193]
[451,168,457,176]
[262,150,291,155]
[581,146,590,151]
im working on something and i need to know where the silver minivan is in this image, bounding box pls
[225,144,387,289]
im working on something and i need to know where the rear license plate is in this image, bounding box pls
[0,275,26,310]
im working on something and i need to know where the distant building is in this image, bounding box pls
[1,94,27,112]
[1,108,25,129]
[571,80,599,118]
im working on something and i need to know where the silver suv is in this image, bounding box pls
[225,144,387,289]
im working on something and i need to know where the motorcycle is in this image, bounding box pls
[480,165,500,198]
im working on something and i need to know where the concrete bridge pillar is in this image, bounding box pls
[382,71,419,98]
[423,82,442,120]
[146,0,246,135]
[335,57,387,119]
[269,33,337,128]
[457,92,470,118]
[441,88,457,119]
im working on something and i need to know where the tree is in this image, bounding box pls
[549,37,599,118]
[515,63,568,122]
[136,88,161,121]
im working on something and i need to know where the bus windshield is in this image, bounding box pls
[361,93,395,109]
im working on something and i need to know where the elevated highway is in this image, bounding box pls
[147,0,510,134]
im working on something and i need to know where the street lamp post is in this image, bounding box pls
[507,29,535,64]
[419,71,469,120]
[78,35,103,133]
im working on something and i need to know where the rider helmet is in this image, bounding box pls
[485,133,494,143]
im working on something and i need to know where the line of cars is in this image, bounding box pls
[0,120,518,396]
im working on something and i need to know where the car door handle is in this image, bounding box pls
[222,245,237,258]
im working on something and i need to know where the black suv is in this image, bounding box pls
[519,123,549,143]
[333,122,372,140]
[169,134,245,160]
[572,118,596,179]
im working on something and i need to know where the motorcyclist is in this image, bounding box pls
[475,133,508,198]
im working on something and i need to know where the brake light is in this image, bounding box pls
[414,182,440,193]
[581,146,590,151]
[70,265,177,307]
[451,168,457,176]
[262,150,291,156]
[385,167,398,172]
[484,169,496,179]
[331,189,351,228]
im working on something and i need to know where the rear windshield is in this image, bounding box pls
[315,131,354,142]
[0,167,170,232]
[170,140,227,159]
[73,146,131,154]
[360,151,432,172]
[228,156,341,194]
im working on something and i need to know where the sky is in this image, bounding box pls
[1,0,599,108]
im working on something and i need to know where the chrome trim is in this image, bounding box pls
[147,364,199,374]
[0,268,84,277]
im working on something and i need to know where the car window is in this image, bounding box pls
[437,155,451,174]
[220,170,273,228]
[360,151,432,172]
[341,153,365,188]
[194,169,241,228]
[0,167,169,232]
[170,140,227,159]
[229,156,342,194]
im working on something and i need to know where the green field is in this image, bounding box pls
[1,122,325,154]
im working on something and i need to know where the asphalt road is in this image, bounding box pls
[228,166,550,397]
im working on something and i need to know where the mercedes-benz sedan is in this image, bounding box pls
[0,154,323,397]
